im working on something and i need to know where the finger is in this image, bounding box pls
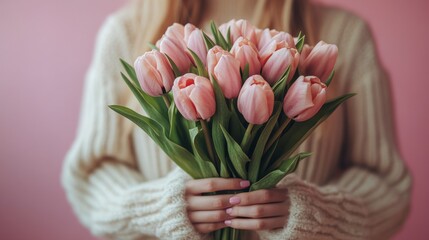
[187,194,234,211]
[188,210,232,223]
[226,202,289,218]
[230,188,288,206]
[194,223,226,233]
[224,216,287,230]
[185,178,250,195]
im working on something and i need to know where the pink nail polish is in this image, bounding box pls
[225,220,232,226]
[226,208,232,214]
[240,180,250,188]
[229,197,241,205]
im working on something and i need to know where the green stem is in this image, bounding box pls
[240,123,254,152]
[214,229,221,240]
[162,94,171,108]
[231,228,240,240]
[200,120,217,167]
[265,118,292,153]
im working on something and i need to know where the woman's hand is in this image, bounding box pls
[185,178,250,233]
[185,178,289,233]
[224,188,290,230]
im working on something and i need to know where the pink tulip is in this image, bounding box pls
[259,39,288,66]
[258,28,294,51]
[219,19,257,44]
[207,46,242,99]
[262,47,300,84]
[134,50,175,96]
[159,35,192,74]
[238,75,274,124]
[299,41,338,82]
[283,76,327,122]
[164,23,186,48]
[230,37,261,76]
[258,30,295,66]
[172,73,216,121]
[184,24,207,66]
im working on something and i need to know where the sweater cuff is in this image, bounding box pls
[123,167,207,240]
[81,162,206,239]
[257,174,369,240]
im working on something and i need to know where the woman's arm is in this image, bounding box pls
[61,15,204,240]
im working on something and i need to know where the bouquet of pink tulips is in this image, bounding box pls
[110,19,353,240]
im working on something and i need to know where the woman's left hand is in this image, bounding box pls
[224,188,289,230]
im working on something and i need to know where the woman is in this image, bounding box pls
[62,0,412,239]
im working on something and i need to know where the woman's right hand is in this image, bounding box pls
[185,178,250,233]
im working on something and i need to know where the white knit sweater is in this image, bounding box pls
[61,3,412,240]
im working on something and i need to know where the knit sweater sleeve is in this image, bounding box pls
[258,14,412,240]
[61,16,205,240]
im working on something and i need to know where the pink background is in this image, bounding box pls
[0,0,427,239]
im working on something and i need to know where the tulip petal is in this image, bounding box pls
[283,77,314,118]
[238,76,273,124]
[213,55,242,99]
[262,48,289,84]
[139,59,164,96]
[294,88,326,121]
[160,36,191,73]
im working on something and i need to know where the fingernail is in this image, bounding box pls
[225,220,232,226]
[229,197,241,205]
[226,208,232,214]
[240,180,250,188]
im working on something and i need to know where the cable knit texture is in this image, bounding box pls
[62,2,412,240]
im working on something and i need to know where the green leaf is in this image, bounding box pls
[228,99,246,142]
[295,32,305,53]
[259,139,279,176]
[250,152,311,191]
[202,31,215,50]
[189,66,199,75]
[241,63,250,83]
[220,125,250,179]
[325,70,335,86]
[109,105,201,178]
[188,48,208,77]
[248,103,282,182]
[272,66,291,101]
[210,21,221,45]
[226,27,232,47]
[165,54,182,77]
[211,76,232,178]
[190,127,219,178]
[218,28,230,51]
[270,94,356,171]
[148,42,159,51]
[109,105,163,140]
[210,21,229,50]
[168,102,181,144]
[120,58,139,87]
[119,73,169,128]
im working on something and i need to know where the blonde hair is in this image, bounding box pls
[128,0,317,58]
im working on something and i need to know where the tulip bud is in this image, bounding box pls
[165,23,186,48]
[159,35,192,74]
[262,47,300,84]
[283,76,327,122]
[238,75,274,124]
[172,73,216,121]
[258,28,294,51]
[230,37,261,76]
[299,41,338,82]
[184,25,207,66]
[134,50,175,96]
[219,19,257,44]
[207,46,242,99]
